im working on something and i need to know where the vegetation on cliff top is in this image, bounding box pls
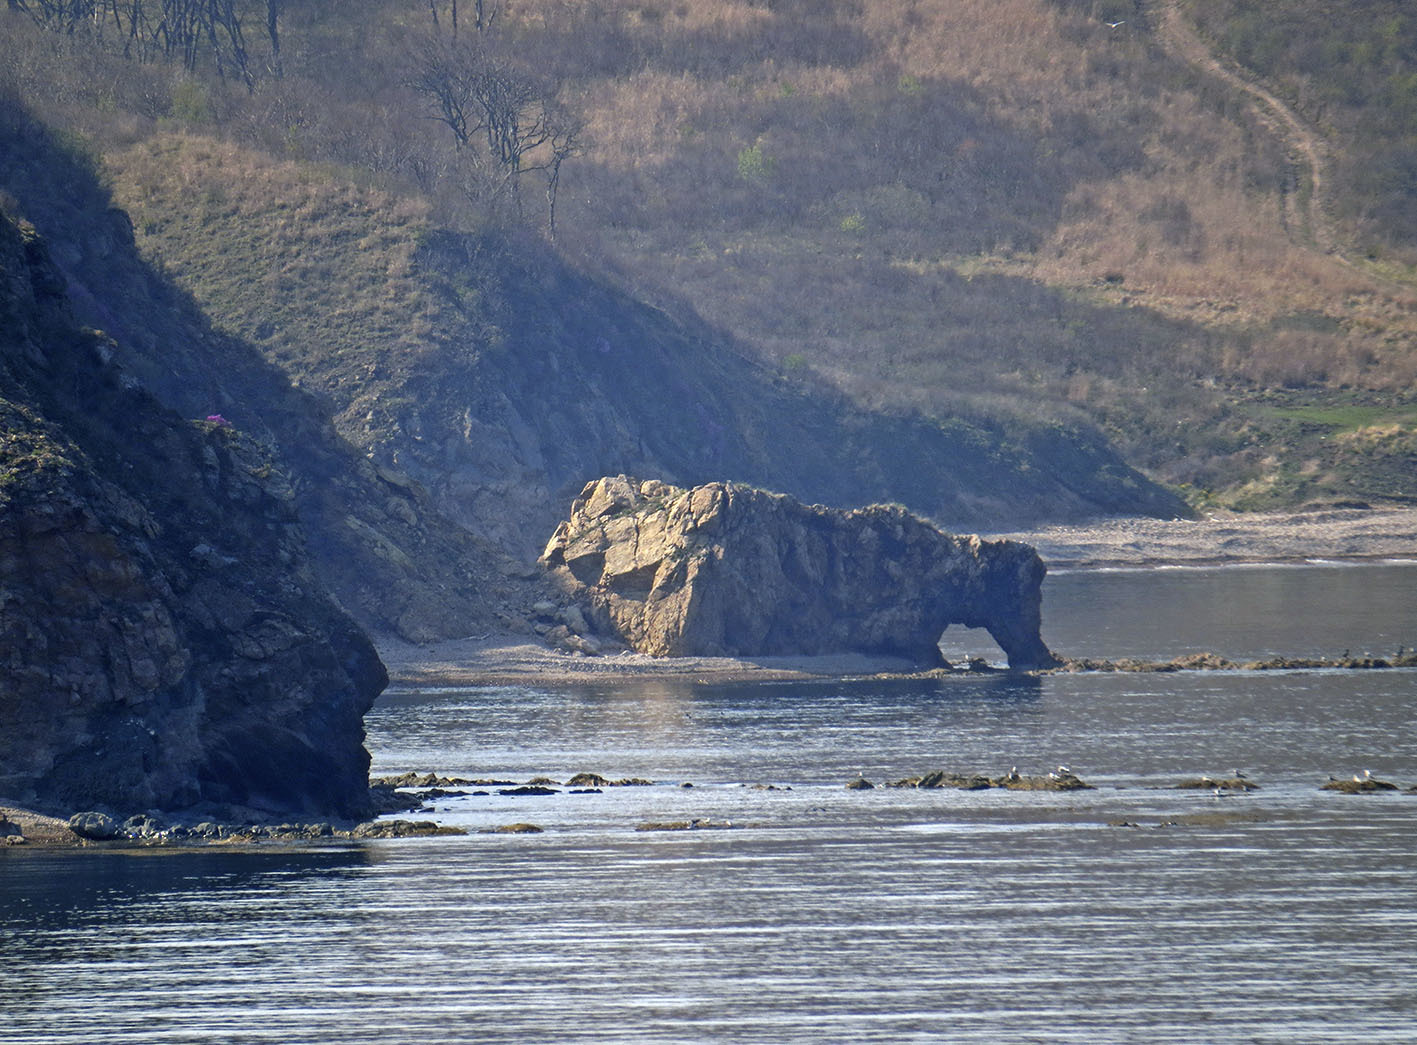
[2,0,1414,515]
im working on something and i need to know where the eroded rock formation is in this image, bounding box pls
[541,476,1060,669]
[0,211,384,818]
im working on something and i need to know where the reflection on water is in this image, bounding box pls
[2,564,1415,1044]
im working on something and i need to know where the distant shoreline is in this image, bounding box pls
[982,505,1417,571]
[380,505,1417,689]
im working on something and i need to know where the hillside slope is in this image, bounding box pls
[103,133,1187,556]
[6,0,1413,536]
[0,104,544,642]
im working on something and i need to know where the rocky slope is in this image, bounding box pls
[542,476,1059,669]
[0,209,385,817]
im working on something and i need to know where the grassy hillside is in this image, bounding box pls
[3,0,1415,515]
[98,131,1184,555]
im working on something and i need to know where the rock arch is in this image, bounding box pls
[541,476,1060,670]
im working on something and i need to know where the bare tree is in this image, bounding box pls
[542,116,580,239]
[406,34,578,231]
[15,0,267,87]
[265,0,281,76]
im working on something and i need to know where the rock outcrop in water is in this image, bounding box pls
[540,476,1059,669]
[0,212,385,818]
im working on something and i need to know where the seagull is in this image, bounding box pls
[1105,20,1125,29]
[1363,769,1372,779]
[1234,769,1247,780]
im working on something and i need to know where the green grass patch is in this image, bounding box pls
[1250,402,1417,431]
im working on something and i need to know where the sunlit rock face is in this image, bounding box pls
[541,476,1059,670]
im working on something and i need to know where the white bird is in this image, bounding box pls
[1105,20,1125,29]
[1363,769,1372,779]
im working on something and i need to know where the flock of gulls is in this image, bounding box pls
[851,765,1408,796]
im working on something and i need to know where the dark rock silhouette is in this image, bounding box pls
[0,211,384,818]
[542,476,1060,669]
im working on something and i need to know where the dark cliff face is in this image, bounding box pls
[0,107,538,645]
[0,212,385,817]
[542,475,1060,669]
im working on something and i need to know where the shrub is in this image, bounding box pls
[736,142,774,184]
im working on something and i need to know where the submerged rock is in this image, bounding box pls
[888,772,993,790]
[872,768,1095,791]
[484,823,544,834]
[635,818,735,832]
[541,476,1059,669]
[1321,776,1400,794]
[372,772,474,789]
[350,819,466,839]
[1174,776,1260,791]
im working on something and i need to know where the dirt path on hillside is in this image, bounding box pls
[1152,1,1338,255]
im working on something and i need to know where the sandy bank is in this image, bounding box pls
[0,805,80,847]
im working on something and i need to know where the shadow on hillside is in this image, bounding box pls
[0,98,518,643]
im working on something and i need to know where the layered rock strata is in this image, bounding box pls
[541,476,1059,669]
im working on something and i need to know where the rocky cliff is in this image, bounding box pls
[0,210,385,817]
[0,108,543,645]
[541,476,1060,669]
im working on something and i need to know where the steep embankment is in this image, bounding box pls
[104,134,1189,558]
[0,209,384,817]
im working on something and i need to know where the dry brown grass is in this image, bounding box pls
[541,0,1417,507]
[8,0,1414,508]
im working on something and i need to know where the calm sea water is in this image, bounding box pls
[4,562,1416,1044]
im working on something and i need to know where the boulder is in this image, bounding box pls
[67,812,121,840]
[541,476,1059,669]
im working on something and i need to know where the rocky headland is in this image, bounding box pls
[540,475,1060,669]
[0,211,384,821]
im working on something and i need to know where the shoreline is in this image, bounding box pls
[381,505,1417,688]
[8,505,1415,850]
